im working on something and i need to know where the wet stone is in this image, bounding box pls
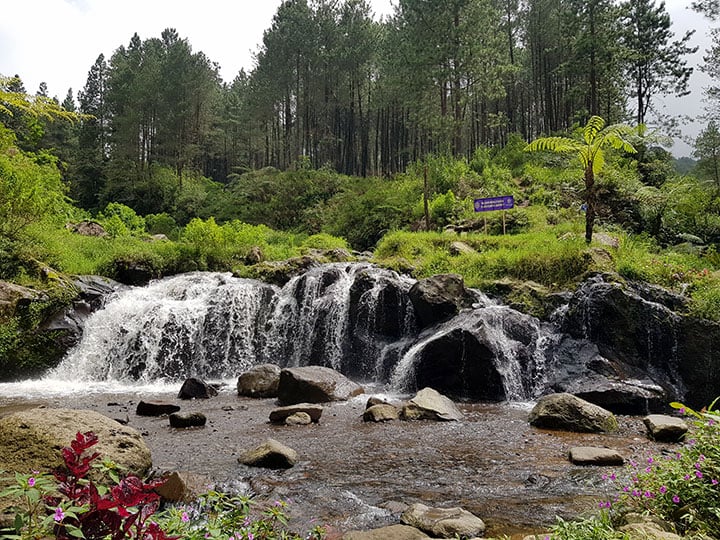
[136,400,180,417]
[568,446,624,466]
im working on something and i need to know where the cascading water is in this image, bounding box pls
[50,262,565,400]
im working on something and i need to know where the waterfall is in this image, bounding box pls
[50,263,564,400]
[52,264,418,384]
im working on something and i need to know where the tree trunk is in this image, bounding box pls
[584,164,595,244]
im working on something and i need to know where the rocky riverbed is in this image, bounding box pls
[0,383,671,539]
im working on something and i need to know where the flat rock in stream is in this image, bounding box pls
[643,414,688,442]
[269,403,323,424]
[342,524,431,539]
[400,502,486,538]
[569,446,624,466]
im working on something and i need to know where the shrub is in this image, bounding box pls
[599,400,720,537]
[0,432,326,540]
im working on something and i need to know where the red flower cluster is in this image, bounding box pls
[49,431,177,540]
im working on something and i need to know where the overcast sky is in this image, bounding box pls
[0,0,713,157]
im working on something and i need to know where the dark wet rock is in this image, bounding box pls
[643,414,688,442]
[277,366,364,405]
[285,412,312,425]
[406,308,542,401]
[363,404,400,422]
[408,274,476,329]
[269,403,323,424]
[155,471,209,503]
[568,446,624,466]
[136,400,181,416]
[342,524,431,539]
[178,378,218,400]
[549,352,669,415]
[402,387,463,421]
[237,363,281,398]
[169,412,207,428]
[400,502,486,538]
[106,257,159,286]
[560,273,720,409]
[528,393,618,433]
[238,438,297,469]
[0,408,151,479]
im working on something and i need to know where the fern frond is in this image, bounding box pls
[524,137,583,154]
[584,116,606,144]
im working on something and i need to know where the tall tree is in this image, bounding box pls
[620,0,697,125]
[525,115,636,243]
[75,54,109,209]
[694,121,720,191]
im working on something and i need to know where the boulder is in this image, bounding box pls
[277,366,364,405]
[528,393,618,433]
[401,387,463,421]
[169,412,207,428]
[237,363,281,398]
[560,273,720,409]
[402,307,543,402]
[342,524,431,539]
[408,274,476,329]
[68,220,107,237]
[0,408,152,479]
[155,471,209,503]
[238,438,297,469]
[363,404,400,422]
[400,502,486,538]
[0,281,48,319]
[449,241,476,256]
[136,400,181,416]
[178,378,218,400]
[285,412,312,426]
[643,414,689,442]
[269,403,323,424]
[568,447,624,466]
[243,256,320,286]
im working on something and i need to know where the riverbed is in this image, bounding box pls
[0,382,669,539]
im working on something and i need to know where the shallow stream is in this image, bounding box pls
[0,382,669,539]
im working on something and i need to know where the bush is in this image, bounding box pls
[599,400,720,537]
[0,432,326,540]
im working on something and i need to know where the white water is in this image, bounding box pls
[17,263,565,401]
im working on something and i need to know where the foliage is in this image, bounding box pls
[97,203,146,238]
[0,125,75,241]
[525,116,637,243]
[1,431,173,540]
[1,432,326,540]
[599,400,720,537]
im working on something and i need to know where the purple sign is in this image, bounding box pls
[474,195,514,213]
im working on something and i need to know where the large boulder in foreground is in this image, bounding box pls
[0,408,152,477]
[528,393,618,433]
[277,366,364,405]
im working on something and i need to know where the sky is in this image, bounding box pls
[0,0,713,158]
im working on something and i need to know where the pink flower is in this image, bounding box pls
[712,479,719,485]
[27,477,35,487]
[181,511,189,522]
[696,470,704,479]
[672,495,681,504]
[659,485,667,494]
[53,507,65,522]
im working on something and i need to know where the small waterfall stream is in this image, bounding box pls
[51,263,566,400]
